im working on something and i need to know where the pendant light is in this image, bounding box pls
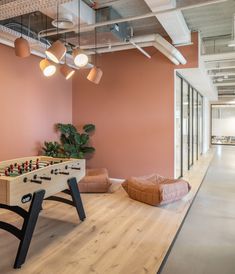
[60,64,75,80]
[40,14,56,77]
[45,4,66,63]
[14,15,30,58]
[73,0,89,68]
[40,59,56,77]
[87,24,103,84]
[60,34,75,80]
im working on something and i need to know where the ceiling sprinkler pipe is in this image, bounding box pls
[129,40,151,59]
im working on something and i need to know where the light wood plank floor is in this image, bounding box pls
[0,151,213,274]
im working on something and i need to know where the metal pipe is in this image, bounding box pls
[129,40,151,59]
[38,0,228,38]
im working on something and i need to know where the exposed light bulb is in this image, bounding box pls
[40,59,56,77]
[73,48,89,68]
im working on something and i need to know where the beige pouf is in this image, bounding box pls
[122,174,191,206]
[78,168,111,193]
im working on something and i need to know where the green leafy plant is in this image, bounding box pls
[42,123,95,159]
[42,141,65,158]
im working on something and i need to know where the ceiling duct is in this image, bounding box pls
[66,6,131,47]
[144,0,191,45]
[41,0,95,29]
[154,34,187,65]
[95,7,131,43]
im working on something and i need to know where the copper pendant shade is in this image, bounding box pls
[60,64,75,80]
[14,37,30,58]
[39,59,56,77]
[45,40,66,63]
[87,66,103,84]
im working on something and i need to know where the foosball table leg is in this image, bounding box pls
[67,178,86,222]
[14,190,45,269]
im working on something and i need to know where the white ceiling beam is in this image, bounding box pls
[207,66,235,70]
[214,82,235,86]
[209,72,235,77]
[202,52,235,62]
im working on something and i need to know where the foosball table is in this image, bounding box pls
[0,156,86,269]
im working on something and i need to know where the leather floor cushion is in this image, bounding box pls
[122,174,191,206]
[79,168,111,193]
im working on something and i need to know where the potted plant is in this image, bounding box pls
[42,123,95,159]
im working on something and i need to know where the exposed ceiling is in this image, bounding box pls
[0,0,234,99]
[182,0,235,38]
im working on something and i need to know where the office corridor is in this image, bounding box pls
[161,146,235,274]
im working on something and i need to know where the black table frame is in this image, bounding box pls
[0,177,86,269]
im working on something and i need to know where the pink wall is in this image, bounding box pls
[73,33,199,178]
[0,44,72,161]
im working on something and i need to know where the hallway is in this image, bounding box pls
[161,146,235,274]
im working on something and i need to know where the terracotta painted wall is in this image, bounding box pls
[73,33,199,178]
[0,44,72,161]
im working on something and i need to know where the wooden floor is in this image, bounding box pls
[0,152,213,274]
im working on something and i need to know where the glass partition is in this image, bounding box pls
[193,89,198,162]
[198,95,203,154]
[175,73,204,178]
[175,75,182,178]
[182,80,189,173]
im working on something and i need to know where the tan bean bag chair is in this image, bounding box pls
[78,168,111,193]
[122,174,191,206]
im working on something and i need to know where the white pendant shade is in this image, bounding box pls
[40,59,56,77]
[14,37,30,58]
[87,66,103,84]
[45,40,66,63]
[60,64,75,80]
[73,48,89,67]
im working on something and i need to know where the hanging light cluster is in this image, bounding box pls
[39,3,75,80]
[13,1,103,84]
